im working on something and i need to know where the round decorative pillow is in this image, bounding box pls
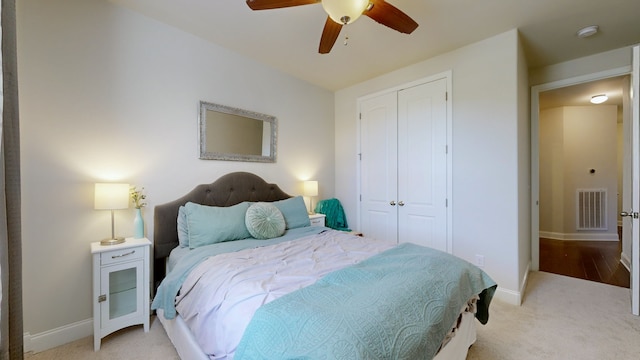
[245,202,286,239]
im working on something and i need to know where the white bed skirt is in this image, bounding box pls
[156,309,477,360]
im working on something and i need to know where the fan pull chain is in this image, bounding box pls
[341,20,350,47]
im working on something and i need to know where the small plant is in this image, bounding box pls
[130,186,147,209]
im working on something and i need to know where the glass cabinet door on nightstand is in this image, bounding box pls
[99,260,144,335]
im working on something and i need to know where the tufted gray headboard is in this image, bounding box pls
[153,172,291,287]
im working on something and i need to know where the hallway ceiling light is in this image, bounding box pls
[590,94,608,104]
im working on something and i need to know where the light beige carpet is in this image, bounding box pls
[25,271,640,359]
[467,271,640,359]
[24,317,179,360]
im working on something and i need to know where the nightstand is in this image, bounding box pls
[91,237,151,351]
[309,213,326,227]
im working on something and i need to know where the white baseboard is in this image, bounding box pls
[519,263,531,304]
[492,262,531,306]
[539,231,619,241]
[621,252,631,271]
[24,318,93,353]
[494,286,521,305]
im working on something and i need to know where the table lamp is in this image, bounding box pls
[95,183,130,245]
[303,180,318,214]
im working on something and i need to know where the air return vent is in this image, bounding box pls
[576,189,607,231]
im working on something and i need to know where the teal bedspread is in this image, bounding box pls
[151,226,328,319]
[235,242,497,360]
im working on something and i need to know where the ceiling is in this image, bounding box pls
[109,0,640,92]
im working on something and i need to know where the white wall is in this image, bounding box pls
[335,29,527,303]
[540,105,619,239]
[17,0,334,350]
[539,108,565,235]
[516,35,531,295]
[564,106,618,236]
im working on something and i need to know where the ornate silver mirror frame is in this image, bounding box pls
[199,101,277,162]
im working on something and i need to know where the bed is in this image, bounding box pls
[151,172,496,360]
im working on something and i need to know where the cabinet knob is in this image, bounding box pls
[398,201,405,206]
[390,201,396,206]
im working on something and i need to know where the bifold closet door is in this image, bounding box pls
[359,78,448,251]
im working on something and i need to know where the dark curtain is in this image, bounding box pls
[0,0,23,359]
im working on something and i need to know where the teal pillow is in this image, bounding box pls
[177,205,189,248]
[272,196,311,229]
[184,202,251,249]
[245,203,286,239]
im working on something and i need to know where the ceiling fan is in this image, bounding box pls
[246,0,419,54]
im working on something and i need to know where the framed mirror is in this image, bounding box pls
[199,101,277,162]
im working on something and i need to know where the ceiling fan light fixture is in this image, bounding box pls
[322,0,370,25]
[590,94,608,104]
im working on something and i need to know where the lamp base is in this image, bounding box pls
[100,237,125,246]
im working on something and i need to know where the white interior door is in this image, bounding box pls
[359,92,398,242]
[632,45,639,316]
[397,80,448,251]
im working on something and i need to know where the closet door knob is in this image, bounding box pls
[390,201,396,206]
[398,201,405,206]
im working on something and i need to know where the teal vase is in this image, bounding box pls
[133,208,144,239]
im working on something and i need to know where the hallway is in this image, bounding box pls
[539,237,630,288]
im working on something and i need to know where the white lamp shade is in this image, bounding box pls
[94,183,130,210]
[321,0,369,24]
[303,181,319,197]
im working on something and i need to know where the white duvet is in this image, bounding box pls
[174,230,394,360]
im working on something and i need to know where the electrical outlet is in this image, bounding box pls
[475,255,485,267]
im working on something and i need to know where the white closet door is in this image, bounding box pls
[359,92,398,243]
[397,79,448,251]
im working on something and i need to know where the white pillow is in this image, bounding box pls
[245,202,286,239]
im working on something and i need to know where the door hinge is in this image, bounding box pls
[98,294,106,303]
[445,198,448,207]
[359,113,362,119]
[358,153,362,160]
[359,194,362,201]
[445,92,448,101]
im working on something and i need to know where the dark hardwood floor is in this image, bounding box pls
[539,236,630,288]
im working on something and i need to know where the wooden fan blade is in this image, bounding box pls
[364,0,418,34]
[319,16,343,54]
[246,0,319,11]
